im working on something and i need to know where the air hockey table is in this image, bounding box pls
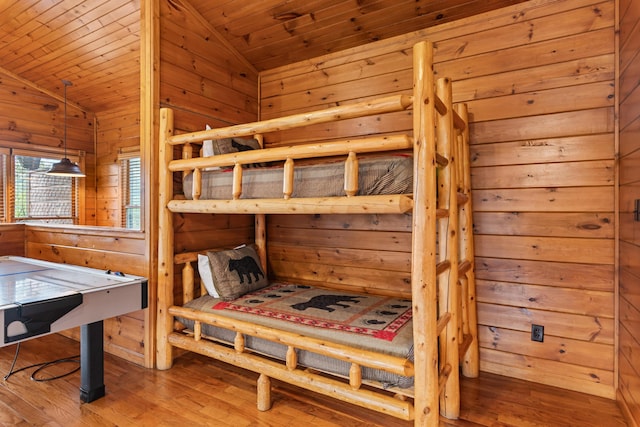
[0,256,148,402]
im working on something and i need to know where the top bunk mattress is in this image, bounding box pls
[183,154,413,200]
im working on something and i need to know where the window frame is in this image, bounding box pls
[1,147,85,224]
[0,148,8,223]
[118,147,142,230]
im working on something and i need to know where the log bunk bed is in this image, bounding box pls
[156,41,479,427]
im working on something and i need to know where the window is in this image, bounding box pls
[0,149,7,222]
[12,152,81,224]
[119,150,141,229]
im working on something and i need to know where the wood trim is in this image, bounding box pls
[140,0,160,369]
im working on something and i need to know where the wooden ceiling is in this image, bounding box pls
[0,0,527,113]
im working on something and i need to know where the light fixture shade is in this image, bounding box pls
[46,158,86,177]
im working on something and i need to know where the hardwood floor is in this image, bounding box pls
[0,334,628,426]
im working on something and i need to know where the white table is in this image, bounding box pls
[0,256,148,402]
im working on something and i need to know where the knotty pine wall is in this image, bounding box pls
[0,224,24,256]
[158,0,259,303]
[260,0,617,399]
[0,73,97,224]
[618,0,640,423]
[95,105,141,227]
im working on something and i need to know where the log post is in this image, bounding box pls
[192,168,201,200]
[345,151,359,196]
[157,107,175,370]
[257,374,272,411]
[182,261,194,305]
[232,164,243,199]
[283,157,294,199]
[411,40,440,427]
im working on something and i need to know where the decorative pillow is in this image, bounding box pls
[211,137,265,168]
[211,137,261,155]
[197,253,219,298]
[206,245,268,300]
[201,125,220,171]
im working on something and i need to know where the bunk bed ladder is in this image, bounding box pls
[434,76,460,419]
[412,41,479,426]
[454,103,479,378]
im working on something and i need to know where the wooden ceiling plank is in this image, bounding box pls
[31,17,140,76]
[212,0,468,53]
[2,0,132,72]
[234,0,444,67]
[248,0,533,70]
[27,36,139,96]
[0,0,42,26]
[15,12,139,78]
[210,0,350,39]
[0,0,113,69]
[0,0,69,48]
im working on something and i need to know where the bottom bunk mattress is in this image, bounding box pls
[183,154,413,200]
[177,282,415,389]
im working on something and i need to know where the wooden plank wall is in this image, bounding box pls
[25,225,148,366]
[618,0,640,423]
[0,73,97,224]
[0,223,25,256]
[260,0,617,398]
[95,106,141,227]
[158,0,259,300]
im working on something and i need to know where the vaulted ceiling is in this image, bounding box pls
[0,0,527,113]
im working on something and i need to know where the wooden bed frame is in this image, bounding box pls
[156,41,479,427]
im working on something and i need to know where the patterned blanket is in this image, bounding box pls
[213,283,412,341]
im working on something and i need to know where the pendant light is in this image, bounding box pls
[46,79,85,177]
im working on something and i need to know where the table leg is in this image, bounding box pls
[79,320,105,402]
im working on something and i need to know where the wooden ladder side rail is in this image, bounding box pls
[454,103,480,378]
[435,76,461,420]
[411,40,440,427]
[157,107,176,370]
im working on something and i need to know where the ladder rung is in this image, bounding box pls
[434,93,447,116]
[437,312,451,336]
[458,259,472,276]
[436,153,448,167]
[453,109,466,131]
[438,363,453,396]
[436,260,451,275]
[459,333,473,359]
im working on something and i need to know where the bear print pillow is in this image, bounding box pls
[206,245,268,300]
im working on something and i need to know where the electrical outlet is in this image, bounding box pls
[531,324,544,342]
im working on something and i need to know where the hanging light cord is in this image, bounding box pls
[62,79,71,159]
